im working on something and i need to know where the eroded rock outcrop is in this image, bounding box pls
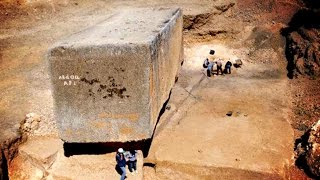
[0,135,26,180]
[282,0,320,78]
[305,120,320,177]
[295,119,320,178]
[20,113,58,137]
[285,27,320,78]
[20,113,42,136]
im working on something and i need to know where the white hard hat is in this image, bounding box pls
[118,148,124,153]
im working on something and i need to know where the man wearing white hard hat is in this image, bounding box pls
[116,148,127,180]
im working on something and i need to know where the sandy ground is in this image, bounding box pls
[145,42,294,179]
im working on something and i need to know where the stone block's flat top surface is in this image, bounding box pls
[57,8,180,47]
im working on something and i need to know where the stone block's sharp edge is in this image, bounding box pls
[47,43,149,61]
[148,8,183,132]
[148,8,182,46]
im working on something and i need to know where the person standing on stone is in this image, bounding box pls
[126,150,138,174]
[216,59,223,75]
[225,61,232,74]
[116,148,127,180]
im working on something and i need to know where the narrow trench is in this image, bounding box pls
[142,91,171,157]
[143,162,157,176]
[0,133,26,180]
[1,150,9,180]
[143,162,156,168]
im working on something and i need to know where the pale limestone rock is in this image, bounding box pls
[48,8,183,142]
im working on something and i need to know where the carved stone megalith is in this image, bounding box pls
[48,8,183,142]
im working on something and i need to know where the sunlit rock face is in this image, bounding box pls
[48,8,183,143]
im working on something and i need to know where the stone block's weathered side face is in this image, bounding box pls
[149,10,184,127]
[48,8,183,142]
[49,45,151,142]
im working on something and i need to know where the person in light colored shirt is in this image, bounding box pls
[126,150,138,174]
[216,59,223,75]
[203,58,209,68]
[207,62,215,77]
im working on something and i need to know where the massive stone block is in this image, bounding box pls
[48,8,183,142]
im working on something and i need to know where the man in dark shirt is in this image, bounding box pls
[225,61,232,74]
[116,148,127,180]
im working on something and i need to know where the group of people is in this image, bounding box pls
[203,58,232,77]
[203,49,233,77]
[116,148,138,180]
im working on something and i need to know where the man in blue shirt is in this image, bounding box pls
[207,62,214,77]
[116,148,127,180]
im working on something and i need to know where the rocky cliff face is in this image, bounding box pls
[286,28,320,78]
[0,135,26,180]
[236,0,304,23]
[282,0,320,79]
[296,120,320,178]
[283,2,320,178]
[306,120,320,177]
